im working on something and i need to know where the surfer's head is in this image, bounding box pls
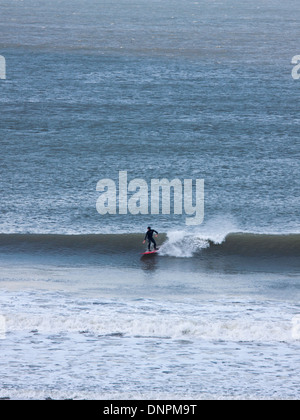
[147,226,151,230]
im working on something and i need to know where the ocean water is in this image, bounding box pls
[0,0,299,399]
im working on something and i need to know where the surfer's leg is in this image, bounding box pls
[147,240,151,251]
[152,238,157,250]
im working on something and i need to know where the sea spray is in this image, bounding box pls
[159,217,238,257]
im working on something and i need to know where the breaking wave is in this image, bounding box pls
[0,231,299,259]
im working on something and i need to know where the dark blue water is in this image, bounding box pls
[0,0,299,400]
[1,51,299,234]
[0,0,299,234]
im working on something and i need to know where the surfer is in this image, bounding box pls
[143,226,158,251]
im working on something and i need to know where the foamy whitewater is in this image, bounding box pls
[0,0,300,400]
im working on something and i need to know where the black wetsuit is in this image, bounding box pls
[144,229,158,251]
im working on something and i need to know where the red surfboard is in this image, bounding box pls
[141,248,159,256]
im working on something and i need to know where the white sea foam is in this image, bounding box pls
[1,290,299,400]
[4,294,298,343]
[160,216,238,257]
[0,315,6,340]
[5,313,297,343]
